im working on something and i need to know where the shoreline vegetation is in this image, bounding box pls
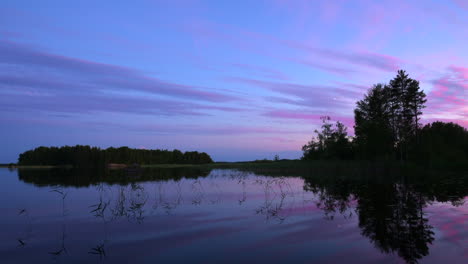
[12,161,468,192]
[3,159,467,171]
[6,70,468,169]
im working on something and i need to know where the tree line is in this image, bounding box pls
[18,146,213,167]
[302,70,468,164]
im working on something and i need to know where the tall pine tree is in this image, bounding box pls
[354,70,426,161]
[388,70,426,160]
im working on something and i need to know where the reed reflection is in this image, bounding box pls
[48,187,69,260]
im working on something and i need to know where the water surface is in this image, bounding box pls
[1,167,467,263]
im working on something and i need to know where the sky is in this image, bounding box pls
[0,0,467,162]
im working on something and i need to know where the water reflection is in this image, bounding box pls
[17,167,210,187]
[302,170,467,264]
[7,167,468,263]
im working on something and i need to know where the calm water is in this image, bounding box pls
[1,167,467,264]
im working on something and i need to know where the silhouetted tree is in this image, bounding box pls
[354,84,394,160]
[302,116,353,160]
[353,70,427,161]
[388,70,426,160]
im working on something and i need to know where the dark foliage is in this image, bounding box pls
[302,70,468,164]
[18,145,213,167]
[411,122,468,165]
[354,70,427,160]
[354,83,394,160]
[302,116,353,160]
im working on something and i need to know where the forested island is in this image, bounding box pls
[302,70,468,165]
[17,146,213,168]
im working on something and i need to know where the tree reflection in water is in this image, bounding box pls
[16,167,468,264]
[302,169,467,264]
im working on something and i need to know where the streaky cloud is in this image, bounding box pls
[0,40,238,103]
[229,77,363,109]
[0,92,245,117]
[185,19,402,73]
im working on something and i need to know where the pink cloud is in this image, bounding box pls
[448,65,468,79]
[453,0,468,10]
[425,65,467,128]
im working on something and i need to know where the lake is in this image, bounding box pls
[1,167,467,263]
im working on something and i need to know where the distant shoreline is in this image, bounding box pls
[0,162,242,169]
[0,160,306,169]
[0,164,69,169]
[3,160,467,170]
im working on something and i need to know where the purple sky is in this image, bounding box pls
[1,0,467,162]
